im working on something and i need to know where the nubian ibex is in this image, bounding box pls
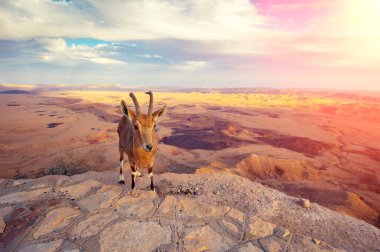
[117,92,166,190]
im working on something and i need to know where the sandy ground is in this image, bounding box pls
[0,89,379,228]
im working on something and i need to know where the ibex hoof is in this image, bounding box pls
[118,180,125,184]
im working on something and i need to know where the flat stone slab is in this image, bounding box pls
[183,225,234,251]
[220,218,241,236]
[288,234,343,252]
[99,219,172,252]
[78,185,122,211]
[33,207,81,238]
[116,190,157,217]
[69,211,118,240]
[259,236,287,252]
[247,216,277,239]
[228,208,246,224]
[273,226,290,238]
[155,195,176,217]
[19,239,64,252]
[0,188,50,204]
[59,180,103,199]
[238,242,264,252]
[177,197,230,219]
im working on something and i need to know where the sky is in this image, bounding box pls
[0,0,379,90]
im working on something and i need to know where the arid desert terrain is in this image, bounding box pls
[1,86,379,228]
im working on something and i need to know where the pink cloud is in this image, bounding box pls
[253,0,333,30]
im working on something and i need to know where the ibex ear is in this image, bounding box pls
[120,100,136,122]
[152,104,167,120]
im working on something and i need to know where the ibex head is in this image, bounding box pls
[120,92,166,152]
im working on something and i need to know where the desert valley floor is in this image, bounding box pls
[0,89,379,228]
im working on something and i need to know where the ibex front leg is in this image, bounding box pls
[131,164,138,190]
[148,166,154,191]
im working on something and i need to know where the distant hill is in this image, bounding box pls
[0,89,30,94]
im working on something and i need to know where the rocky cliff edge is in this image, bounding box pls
[0,170,379,252]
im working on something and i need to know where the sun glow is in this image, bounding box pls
[341,0,380,35]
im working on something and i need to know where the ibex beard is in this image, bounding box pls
[117,91,166,191]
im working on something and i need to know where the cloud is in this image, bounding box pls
[139,54,163,59]
[0,0,379,90]
[0,38,125,66]
[171,60,211,71]
[0,0,265,41]
[41,39,125,65]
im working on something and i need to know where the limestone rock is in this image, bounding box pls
[247,216,276,239]
[0,171,377,252]
[0,188,50,204]
[78,185,122,211]
[228,208,245,224]
[273,227,290,238]
[155,195,176,216]
[238,242,263,252]
[59,180,102,199]
[99,219,171,252]
[177,197,229,219]
[19,239,63,252]
[183,225,234,251]
[288,234,342,252]
[33,207,80,238]
[220,218,240,235]
[299,198,311,209]
[69,211,118,240]
[259,236,286,252]
[116,190,156,217]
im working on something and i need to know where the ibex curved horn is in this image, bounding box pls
[129,92,141,115]
[145,91,153,116]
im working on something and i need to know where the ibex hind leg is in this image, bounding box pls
[118,148,125,184]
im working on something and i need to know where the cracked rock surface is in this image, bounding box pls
[0,170,379,251]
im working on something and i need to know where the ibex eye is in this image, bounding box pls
[153,124,156,129]
[134,125,138,130]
